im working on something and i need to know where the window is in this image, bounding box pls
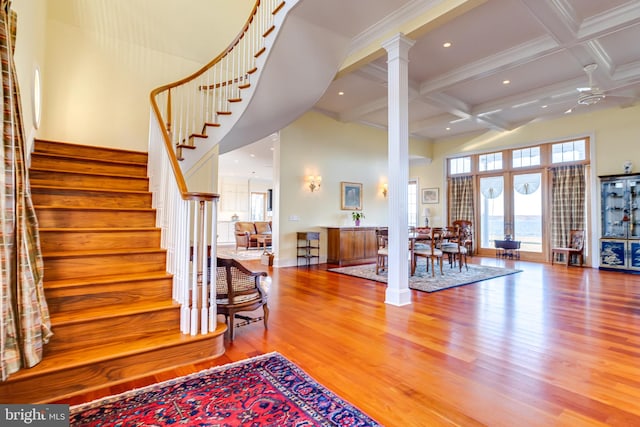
[512,147,540,168]
[408,180,418,227]
[250,192,266,221]
[479,152,503,171]
[446,136,590,262]
[552,139,586,163]
[449,156,471,175]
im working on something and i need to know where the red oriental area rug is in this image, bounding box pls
[69,352,381,426]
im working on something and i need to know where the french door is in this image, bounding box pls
[478,171,546,261]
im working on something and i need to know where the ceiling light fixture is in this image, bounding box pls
[443,42,452,48]
[338,91,344,96]
[502,80,510,85]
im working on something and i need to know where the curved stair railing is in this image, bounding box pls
[148,0,285,336]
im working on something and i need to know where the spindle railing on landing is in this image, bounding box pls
[148,0,284,336]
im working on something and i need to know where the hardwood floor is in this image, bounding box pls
[57,256,640,426]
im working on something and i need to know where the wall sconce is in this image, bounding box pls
[382,183,388,198]
[307,175,322,192]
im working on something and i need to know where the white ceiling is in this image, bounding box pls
[224,0,640,179]
[315,0,640,141]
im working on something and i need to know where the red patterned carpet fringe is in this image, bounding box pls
[70,352,381,426]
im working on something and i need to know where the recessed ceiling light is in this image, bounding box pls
[338,91,344,96]
[443,42,452,48]
[541,105,548,108]
[446,127,451,131]
[502,80,510,85]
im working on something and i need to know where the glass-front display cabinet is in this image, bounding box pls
[600,174,640,271]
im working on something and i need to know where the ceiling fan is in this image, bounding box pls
[565,64,605,113]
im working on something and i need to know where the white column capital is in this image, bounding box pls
[382,33,416,60]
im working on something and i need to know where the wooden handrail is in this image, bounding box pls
[147,0,285,337]
[149,0,267,201]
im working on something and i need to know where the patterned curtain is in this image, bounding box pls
[0,0,52,381]
[448,175,474,224]
[551,164,586,250]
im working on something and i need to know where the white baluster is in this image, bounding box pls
[209,200,217,332]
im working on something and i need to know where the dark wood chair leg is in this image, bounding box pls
[263,304,269,329]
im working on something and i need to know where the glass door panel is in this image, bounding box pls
[513,173,542,252]
[480,176,504,249]
[250,192,266,221]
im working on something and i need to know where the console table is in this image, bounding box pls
[494,239,521,259]
[326,226,380,266]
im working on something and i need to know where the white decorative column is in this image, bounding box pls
[382,33,415,306]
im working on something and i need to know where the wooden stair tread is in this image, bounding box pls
[44,271,172,289]
[40,227,159,232]
[35,205,155,212]
[7,327,225,381]
[29,167,148,181]
[42,247,165,258]
[31,184,150,196]
[49,299,179,325]
[34,139,148,158]
[32,151,147,167]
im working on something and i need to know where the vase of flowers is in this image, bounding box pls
[352,211,364,226]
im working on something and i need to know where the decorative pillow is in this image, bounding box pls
[254,222,271,234]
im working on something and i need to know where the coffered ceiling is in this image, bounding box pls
[314,0,640,141]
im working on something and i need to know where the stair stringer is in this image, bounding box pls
[180,0,355,175]
[177,0,301,173]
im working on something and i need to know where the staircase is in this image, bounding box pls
[0,139,225,404]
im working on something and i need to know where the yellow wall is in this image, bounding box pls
[277,111,429,266]
[13,0,48,153]
[38,1,254,151]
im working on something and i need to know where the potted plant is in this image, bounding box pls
[352,211,365,226]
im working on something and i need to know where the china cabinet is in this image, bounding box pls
[599,174,640,271]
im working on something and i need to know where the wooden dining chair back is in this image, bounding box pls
[551,230,585,266]
[412,227,444,277]
[452,219,474,254]
[441,225,469,271]
[216,257,269,341]
[375,228,389,274]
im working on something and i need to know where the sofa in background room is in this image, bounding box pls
[234,221,272,250]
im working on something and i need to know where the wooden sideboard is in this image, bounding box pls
[326,226,381,266]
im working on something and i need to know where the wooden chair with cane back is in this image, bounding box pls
[216,257,269,341]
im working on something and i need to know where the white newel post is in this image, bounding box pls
[383,33,415,306]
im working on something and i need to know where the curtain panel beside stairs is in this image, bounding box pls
[0,0,52,381]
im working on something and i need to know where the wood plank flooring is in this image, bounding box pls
[57,257,640,427]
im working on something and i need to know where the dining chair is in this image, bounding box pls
[375,228,389,274]
[452,219,473,255]
[440,225,469,271]
[412,227,444,277]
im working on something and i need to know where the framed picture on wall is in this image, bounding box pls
[421,187,439,204]
[341,182,363,210]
